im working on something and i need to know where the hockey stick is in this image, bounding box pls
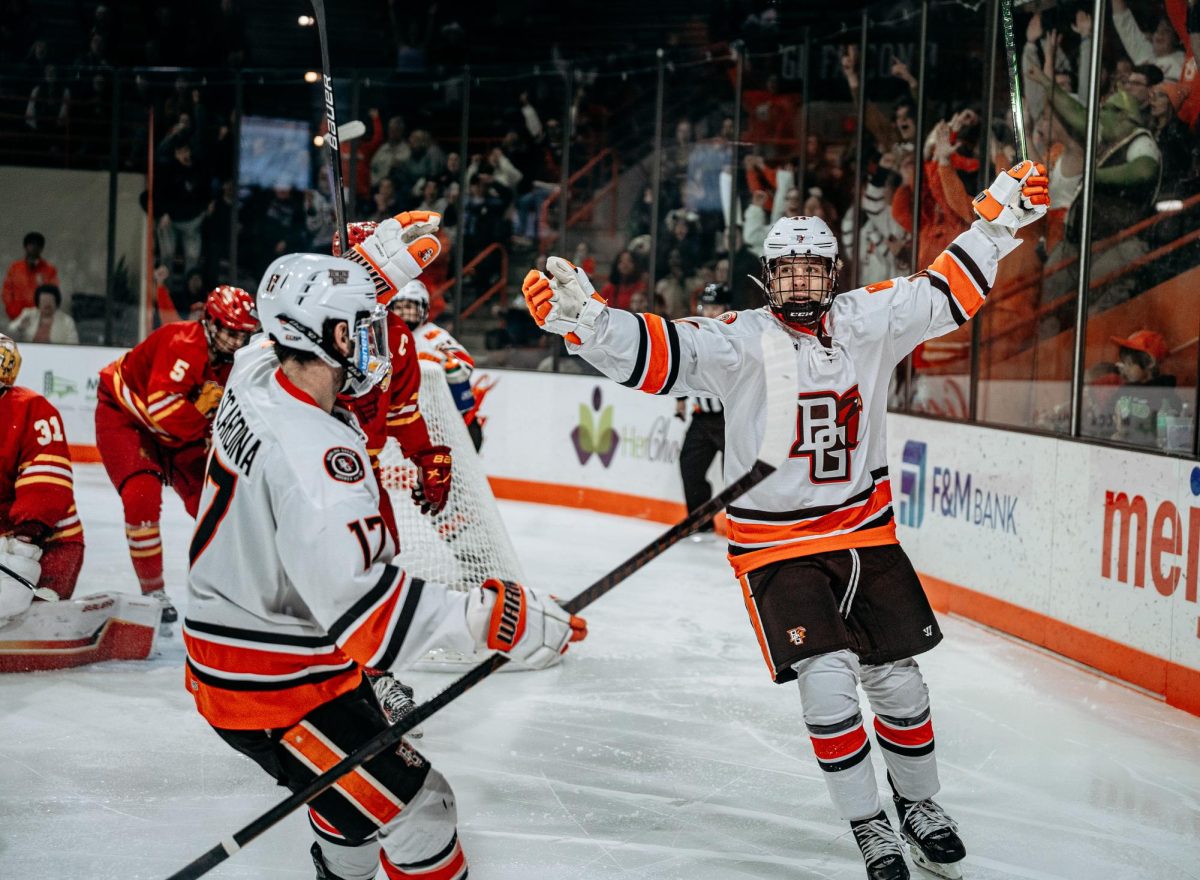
[999,0,1028,161]
[163,328,798,880]
[0,560,60,602]
[310,0,349,251]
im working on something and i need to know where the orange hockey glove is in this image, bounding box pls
[972,160,1049,231]
[522,256,607,345]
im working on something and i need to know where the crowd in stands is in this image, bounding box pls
[2,0,1199,449]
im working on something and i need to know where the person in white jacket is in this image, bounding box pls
[7,284,78,345]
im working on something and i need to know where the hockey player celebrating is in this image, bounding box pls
[96,284,258,623]
[0,333,83,610]
[523,160,1048,880]
[391,279,484,451]
[184,251,586,880]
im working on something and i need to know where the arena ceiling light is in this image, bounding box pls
[298,14,314,26]
[304,71,320,83]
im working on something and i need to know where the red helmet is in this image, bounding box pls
[205,285,258,332]
[332,221,379,257]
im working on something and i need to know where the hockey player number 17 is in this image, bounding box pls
[189,455,237,565]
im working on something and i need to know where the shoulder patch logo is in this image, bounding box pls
[324,447,365,483]
[716,311,738,324]
[864,280,894,294]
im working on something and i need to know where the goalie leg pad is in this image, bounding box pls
[0,592,160,672]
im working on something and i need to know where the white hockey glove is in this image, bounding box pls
[521,256,608,346]
[466,578,587,669]
[345,210,442,300]
[0,537,42,626]
[972,160,1049,232]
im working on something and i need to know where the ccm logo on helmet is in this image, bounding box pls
[324,447,365,483]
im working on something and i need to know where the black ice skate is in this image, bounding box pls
[850,810,910,880]
[310,842,350,880]
[367,669,423,737]
[894,795,966,879]
[145,589,177,633]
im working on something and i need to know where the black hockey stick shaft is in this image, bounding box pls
[1000,0,1028,162]
[163,460,776,880]
[0,559,59,601]
[310,0,349,249]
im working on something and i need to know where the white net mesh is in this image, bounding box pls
[377,361,524,594]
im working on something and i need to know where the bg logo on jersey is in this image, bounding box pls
[790,386,862,483]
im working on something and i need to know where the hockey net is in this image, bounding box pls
[377,361,526,668]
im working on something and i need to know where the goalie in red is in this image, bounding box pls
[1,333,162,670]
[96,285,258,623]
[0,333,83,608]
[524,162,1048,880]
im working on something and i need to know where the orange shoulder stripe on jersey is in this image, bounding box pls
[639,314,671,394]
[929,251,985,318]
[728,483,894,545]
[282,720,403,826]
[727,523,900,579]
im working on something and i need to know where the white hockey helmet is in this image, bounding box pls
[257,253,390,397]
[753,215,841,327]
[391,279,430,330]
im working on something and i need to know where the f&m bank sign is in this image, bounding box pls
[897,440,1018,535]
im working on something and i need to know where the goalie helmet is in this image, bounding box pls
[256,253,390,398]
[753,215,841,328]
[204,285,259,363]
[0,333,20,391]
[392,279,430,331]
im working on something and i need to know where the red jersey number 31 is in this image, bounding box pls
[790,386,863,484]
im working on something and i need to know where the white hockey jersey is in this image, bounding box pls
[413,322,474,369]
[184,341,478,730]
[573,220,1019,578]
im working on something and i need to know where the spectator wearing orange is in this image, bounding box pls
[3,232,59,322]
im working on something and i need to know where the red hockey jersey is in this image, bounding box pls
[0,386,82,544]
[98,322,230,447]
[344,312,433,469]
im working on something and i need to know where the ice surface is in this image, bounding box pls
[1,465,1198,879]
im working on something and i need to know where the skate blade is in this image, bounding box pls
[909,847,963,880]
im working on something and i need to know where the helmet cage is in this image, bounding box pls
[760,254,838,327]
[277,304,390,398]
